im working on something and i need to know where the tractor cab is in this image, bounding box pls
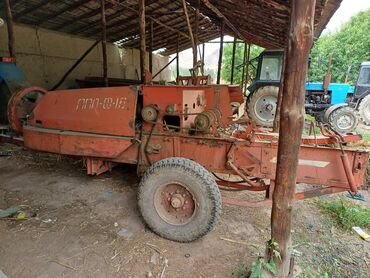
[351,62,370,125]
[353,62,370,102]
[247,50,284,94]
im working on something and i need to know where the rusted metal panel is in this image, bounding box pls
[29,87,137,136]
[23,126,134,159]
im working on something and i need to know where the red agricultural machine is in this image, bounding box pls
[6,85,369,242]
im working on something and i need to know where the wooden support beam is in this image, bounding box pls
[200,0,247,42]
[176,33,180,83]
[51,40,100,90]
[36,0,92,26]
[4,0,15,60]
[107,0,190,40]
[201,43,205,75]
[13,0,52,20]
[240,43,246,89]
[56,2,116,31]
[230,37,237,84]
[101,0,108,87]
[149,20,153,74]
[182,0,197,70]
[269,0,316,276]
[194,0,200,66]
[139,0,146,83]
[216,20,224,85]
[244,44,250,93]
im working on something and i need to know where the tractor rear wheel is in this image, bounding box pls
[138,157,221,242]
[359,94,370,125]
[327,106,358,133]
[247,86,279,127]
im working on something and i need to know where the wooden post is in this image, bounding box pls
[139,0,146,83]
[240,43,247,90]
[201,43,205,76]
[181,0,197,70]
[194,0,200,69]
[244,44,250,93]
[216,20,224,85]
[176,33,180,83]
[273,51,286,132]
[269,0,315,276]
[101,0,108,87]
[4,0,15,60]
[149,19,153,74]
[230,37,237,84]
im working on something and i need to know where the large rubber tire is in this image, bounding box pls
[138,157,221,242]
[359,94,370,125]
[247,86,279,127]
[327,106,359,134]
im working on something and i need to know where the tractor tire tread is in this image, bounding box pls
[137,157,221,242]
[328,106,358,133]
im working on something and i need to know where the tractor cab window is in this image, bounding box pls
[260,56,282,81]
[358,67,370,85]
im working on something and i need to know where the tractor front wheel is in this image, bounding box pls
[247,86,279,127]
[359,94,370,125]
[137,157,221,242]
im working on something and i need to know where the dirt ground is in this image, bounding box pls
[0,143,369,278]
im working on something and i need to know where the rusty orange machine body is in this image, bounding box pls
[9,85,368,205]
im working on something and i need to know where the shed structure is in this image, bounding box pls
[1,1,343,276]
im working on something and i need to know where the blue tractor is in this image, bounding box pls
[0,56,30,125]
[246,50,359,133]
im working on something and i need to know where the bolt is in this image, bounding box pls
[185,201,188,204]
[176,190,180,194]
[167,197,170,201]
[182,194,186,197]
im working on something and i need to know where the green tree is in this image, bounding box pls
[309,10,370,84]
[221,42,264,85]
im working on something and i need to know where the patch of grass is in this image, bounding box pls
[318,198,370,229]
[362,133,370,142]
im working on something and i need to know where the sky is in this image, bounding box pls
[173,0,370,69]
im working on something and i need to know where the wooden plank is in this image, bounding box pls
[269,0,316,276]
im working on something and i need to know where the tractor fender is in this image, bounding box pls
[323,103,348,123]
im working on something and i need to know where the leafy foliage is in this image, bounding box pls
[318,198,370,229]
[248,240,280,278]
[309,10,370,84]
[220,10,370,87]
[221,42,264,85]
